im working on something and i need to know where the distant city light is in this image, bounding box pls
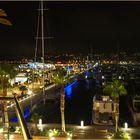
[19,62,55,70]
[102,75,105,79]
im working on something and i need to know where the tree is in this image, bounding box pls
[0,10,12,136]
[0,63,18,136]
[30,113,40,134]
[52,68,70,132]
[0,63,18,96]
[0,9,12,26]
[103,78,127,132]
[19,85,28,96]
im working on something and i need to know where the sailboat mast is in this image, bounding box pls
[41,0,45,104]
[34,2,40,62]
[41,0,45,61]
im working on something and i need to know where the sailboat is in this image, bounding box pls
[34,0,55,104]
[33,0,46,104]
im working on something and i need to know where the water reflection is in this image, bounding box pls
[65,79,94,125]
[10,107,30,122]
[64,81,78,98]
[10,78,94,125]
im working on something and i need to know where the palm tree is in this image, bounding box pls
[52,68,70,132]
[0,64,18,134]
[30,113,40,134]
[0,9,12,26]
[0,10,12,136]
[103,78,127,132]
[0,64,18,97]
[19,85,28,96]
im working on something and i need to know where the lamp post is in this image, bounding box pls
[80,120,84,128]
[124,122,128,131]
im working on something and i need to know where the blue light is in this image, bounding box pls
[64,66,73,72]
[65,85,72,97]
[65,80,77,97]
[85,71,89,77]
[11,107,30,122]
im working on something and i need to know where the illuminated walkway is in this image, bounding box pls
[0,134,72,140]
[0,124,114,139]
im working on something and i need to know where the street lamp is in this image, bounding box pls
[80,120,84,128]
[102,75,105,79]
[38,118,43,132]
[119,76,122,79]
[124,122,128,130]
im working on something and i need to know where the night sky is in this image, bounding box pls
[1,1,140,59]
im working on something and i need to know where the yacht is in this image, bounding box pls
[92,95,116,125]
[132,95,140,124]
[133,95,140,112]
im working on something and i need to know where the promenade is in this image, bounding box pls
[0,124,114,139]
[6,123,115,139]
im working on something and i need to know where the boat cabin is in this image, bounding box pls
[92,95,117,125]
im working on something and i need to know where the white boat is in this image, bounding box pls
[132,95,140,112]
[132,95,140,124]
[92,95,116,125]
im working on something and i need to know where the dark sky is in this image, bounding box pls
[1,1,140,59]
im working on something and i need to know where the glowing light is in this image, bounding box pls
[107,135,111,139]
[0,128,3,133]
[28,89,32,95]
[124,122,128,130]
[49,132,54,137]
[65,81,77,97]
[66,132,72,138]
[11,107,30,122]
[38,118,42,125]
[38,118,43,131]
[65,85,72,97]
[123,132,131,139]
[67,138,72,140]
[10,135,14,139]
[15,126,21,133]
[80,120,84,128]
[4,134,7,138]
[50,136,55,140]
[96,102,100,107]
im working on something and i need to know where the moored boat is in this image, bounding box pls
[92,95,116,125]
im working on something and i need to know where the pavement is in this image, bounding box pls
[0,124,115,140]
[72,125,115,139]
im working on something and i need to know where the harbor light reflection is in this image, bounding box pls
[65,81,78,98]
